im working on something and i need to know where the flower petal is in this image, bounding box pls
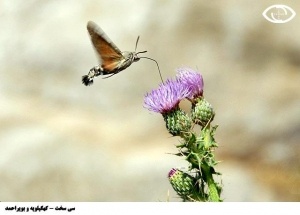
[144,79,190,113]
[176,67,204,98]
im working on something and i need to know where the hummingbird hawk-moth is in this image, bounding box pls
[82,21,162,86]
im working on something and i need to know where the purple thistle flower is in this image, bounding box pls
[144,79,191,114]
[176,67,204,99]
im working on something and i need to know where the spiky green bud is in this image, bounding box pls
[191,97,215,126]
[163,109,192,136]
[168,168,197,200]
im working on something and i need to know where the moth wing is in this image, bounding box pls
[87,21,124,72]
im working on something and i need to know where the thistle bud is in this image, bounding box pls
[191,97,215,126]
[163,109,192,136]
[168,168,197,200]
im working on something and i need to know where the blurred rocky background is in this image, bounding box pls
[0,0,299,201]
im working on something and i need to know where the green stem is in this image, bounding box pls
[201,163,220,202]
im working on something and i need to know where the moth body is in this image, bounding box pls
[82,21,163,86]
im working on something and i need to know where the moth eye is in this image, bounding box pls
[262,5,296,23]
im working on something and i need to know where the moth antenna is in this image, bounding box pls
[135,36,140,52]
[137,50,147,54]
[140,56,164,83]
[134,36,163,82]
